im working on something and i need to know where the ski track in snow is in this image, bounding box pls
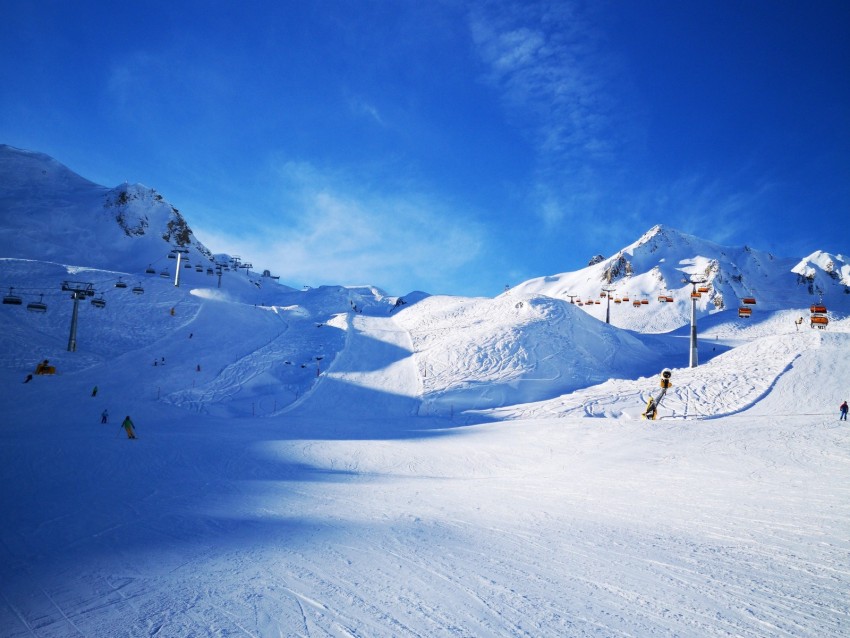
[1,259,849,636]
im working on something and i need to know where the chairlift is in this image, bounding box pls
[658,295,668,303]
[633,300,642,307]
[691,291,701,299]
[184,261,192,269]
[206,268,214,275]
[3,287,22,305]
[91,295,106,309]
[159,269,170,278]
[622,296,630,302]
[168,252,176,259]
[115,278,128,289]
[614,298,622,304]
[26,294,47,313]
[132,283,144,295]
[811,315,829,329]
[742,297,756,305]
[195,265,203,272]
[697,286,710,293]
[738,307,752,318]
[810,304,827,314]
[641,299,649,305]
[145,265,156,274]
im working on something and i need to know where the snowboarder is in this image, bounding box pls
[121,415,137,439]
[23,374,32,383]
[91,386,98,397]
[841,401,848,421]
[101,409,109,424]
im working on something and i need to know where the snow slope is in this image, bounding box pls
[1,302,848,637]
[1,146,849,637]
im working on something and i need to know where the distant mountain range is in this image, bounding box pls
[1,143,847,336]
[510,225,848,332]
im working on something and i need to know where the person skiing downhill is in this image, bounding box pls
[121,415,137,439]
[841,401,848,421]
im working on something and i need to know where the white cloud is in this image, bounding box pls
[347,95,388,127]
[469,1,612,161]
[195,160,487,294]
[468,1,624,229]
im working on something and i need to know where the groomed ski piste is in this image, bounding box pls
[1,256,849,638]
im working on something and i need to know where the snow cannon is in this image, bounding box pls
[35,359,56,375]
[643,369,673,420]
[642,396,658,420]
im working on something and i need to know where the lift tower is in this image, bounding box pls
[61,281,95,352]
[684,275,707,368]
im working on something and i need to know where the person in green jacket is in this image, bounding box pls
[121,415,137,439]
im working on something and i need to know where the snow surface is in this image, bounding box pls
[1,255,849,637]
[1,147,849,637]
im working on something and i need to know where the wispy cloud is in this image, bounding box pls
[468,1,621,227]
[194,160,487,294]
[347,95,388,127]
[617,172,779,248]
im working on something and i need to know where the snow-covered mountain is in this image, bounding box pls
[0,144,215,273]
[1,145,847,412]
[510,224,850,332]
[1,145,848,637]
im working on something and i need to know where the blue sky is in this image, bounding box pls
[2,1,848,296]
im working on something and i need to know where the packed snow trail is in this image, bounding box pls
[2,328,849,637]
[286,312,422,418]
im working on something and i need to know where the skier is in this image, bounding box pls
[23,374,32,383]
[101,409,109,424]
[841,401,848,421]
[91,385,98,397]
[121,415,137,439]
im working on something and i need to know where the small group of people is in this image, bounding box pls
[99,408,136,438]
